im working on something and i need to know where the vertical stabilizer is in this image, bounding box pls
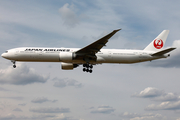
[144,30,169,52]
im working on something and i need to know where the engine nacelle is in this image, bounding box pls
[61,62,78,70]
[59,52,75,62]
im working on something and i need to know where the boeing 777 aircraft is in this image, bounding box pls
[1,29,176,73]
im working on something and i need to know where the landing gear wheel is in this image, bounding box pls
[83,64,86,67]
[11,61,16,68]
[90,65,93,69]
[82,64,93,73]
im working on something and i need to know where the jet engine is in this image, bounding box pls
[61,62,78,70]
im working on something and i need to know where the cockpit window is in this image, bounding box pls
[5,51,8,53]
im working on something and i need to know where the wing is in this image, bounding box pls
[75,29,121,56]
[74,29,121,62]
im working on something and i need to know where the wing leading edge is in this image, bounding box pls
[76,29,121,55]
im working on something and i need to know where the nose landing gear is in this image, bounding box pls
[11,61,16,68]
[83,64,93,73]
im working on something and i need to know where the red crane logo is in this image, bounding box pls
[153,39,163,49]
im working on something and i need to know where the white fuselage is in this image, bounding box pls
[1,30,175,72]
[1,47,167,64]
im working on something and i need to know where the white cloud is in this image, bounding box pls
[30,114,78,120]
[30,114,55,120]
[0,87,9,91]
[18,103,26,106]
[133,87,180,112]
[0,64,48,85]
[0,96,23,100]
[133,87,180,102]
[146,101,180,111]
[130,113,165,120]
[153,93,180,101]
[120,112,140,118]
[13,108,22,112]
[132,87,164,98]
[31,97,58,103]
[59,3,79,28]
[31,97,49,103]
[51,113,71,120]
[172,40,180,48]
[0,113,16,120]
[53,78,82,88]
[91,105,115,114]
[29,107,70,113]
[6,114,70,120]
[120,112,167,120]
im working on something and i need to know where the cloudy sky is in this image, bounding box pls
[0,0,180,120]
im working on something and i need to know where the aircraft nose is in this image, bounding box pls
[1,53,7,58]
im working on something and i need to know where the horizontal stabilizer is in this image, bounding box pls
[151,47,176,56]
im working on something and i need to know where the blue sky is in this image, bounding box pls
[1,0,180,120]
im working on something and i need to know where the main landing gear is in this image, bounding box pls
[11,60,16,68]
[83,64,93,73]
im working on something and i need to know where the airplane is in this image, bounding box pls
[1,29,176,73]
